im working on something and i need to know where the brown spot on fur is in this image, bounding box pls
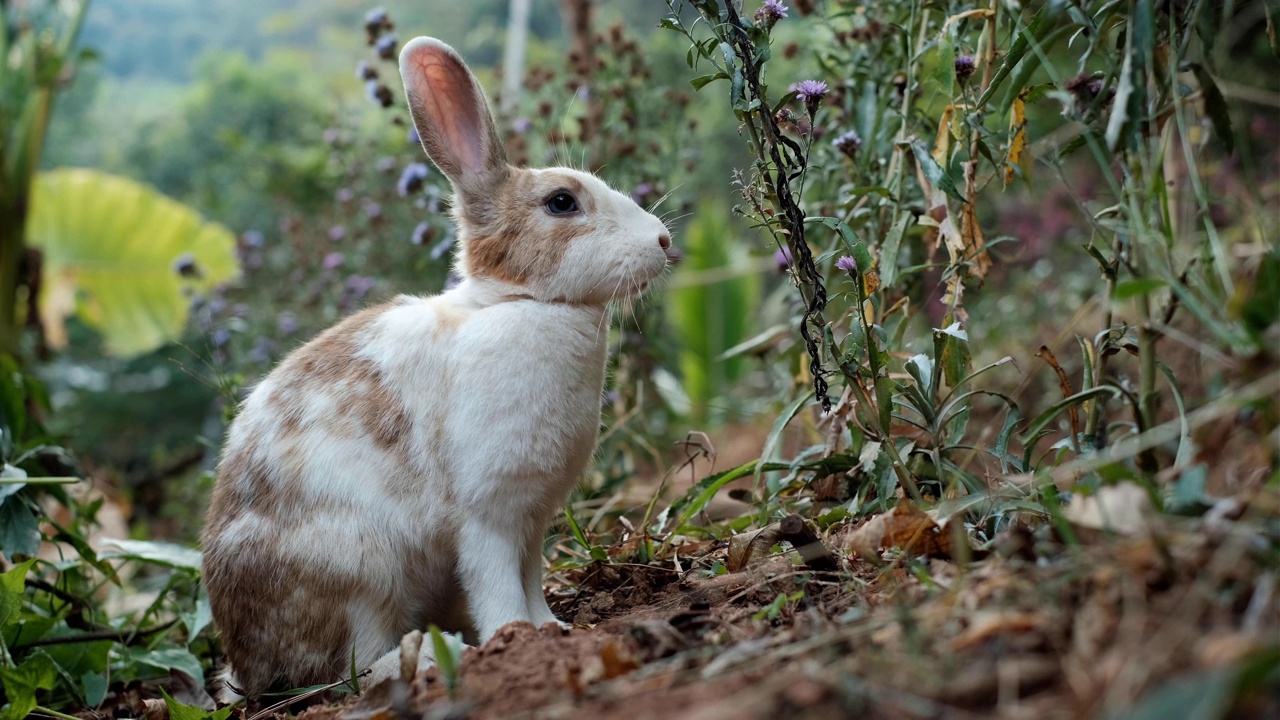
[462,170,593,284]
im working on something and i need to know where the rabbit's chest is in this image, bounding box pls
[435,303,608,496]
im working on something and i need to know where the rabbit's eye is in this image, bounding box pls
[544,192,579,215]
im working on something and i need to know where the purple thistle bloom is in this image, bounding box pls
[212,328,231,348]
[793,80,829,114]
[249,336,275,363]
[375,35,398,60]
[364,200,383,220]
[241,229,264,248]
[172,252,199,278]
[955,55,977,84]
[755,0,789,29]
[511,117,532,134]
[836,255,858,273]
[397,162,430,197]
[327,225,346,241]
[335,187,355,204]
[345,275,376,298]
[356,60,378,81]
[429,236,454,260]
[323,252,345,270]
[411,221,433,246]
[774,246,793,272]
[276,311,299,335]
[832,129,862,158]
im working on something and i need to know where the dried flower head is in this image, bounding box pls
[832,130,862,159]
[955,55,977,85]
[793,79,829,114]
[755,0,789,29]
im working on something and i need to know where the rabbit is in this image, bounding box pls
[201,36,674,702]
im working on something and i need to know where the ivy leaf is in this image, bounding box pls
[0,651,57,720]
[0,559,35,630]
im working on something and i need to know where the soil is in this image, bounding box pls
[207,490,1280,720]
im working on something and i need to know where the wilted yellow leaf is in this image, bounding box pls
[1005,95,1028,186]
[932,105,955,167]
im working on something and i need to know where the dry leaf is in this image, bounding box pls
[847,498,956,561]
[1036,345,1079,438]
[932,105,955,166]
[726,524,782,572]
[1063,482,1155,536]
[600,640,640,679]
[951,610,1047,651]
[959,162,992,278]
[1005,95,1028,186]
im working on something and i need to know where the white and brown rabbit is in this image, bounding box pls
[202,36,673,701]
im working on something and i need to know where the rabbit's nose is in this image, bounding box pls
[658,233,671,250]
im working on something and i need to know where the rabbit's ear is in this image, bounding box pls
[400,38,508,194]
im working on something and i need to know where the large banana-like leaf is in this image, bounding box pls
[26,168,239,357]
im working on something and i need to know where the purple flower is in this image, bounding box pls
[212,328,230,348]
[793,80,829,114]
[323,252,345,270]
[832,129,862,158]
[366,80,392,107]
[249,337,275,363]
[632,182,654,203]
[376,156,396,173]
[835,255,858,274]
[365,7,389,31]
[345,274,376,298]
[172,252,199,278]
[397,162,430,197]
[276,311,299,335]
[328,225,346,241]
[364,200,383,220]
[429,236,454,260]
[754,0,789,29]
[356,60,378,81]
[955,55,977,85]
[511,117,532,134]
[774,246,793,272]
[241,229,264,248]
[407,126,420,146]
[411,221,433,246]
[375,35,398,60]
[335,187,355,204]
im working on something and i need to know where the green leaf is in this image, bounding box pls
[27,168,240,357]
[689,73,724,90]
[1239,251,1280,339]
[0,559,35,630]
[161,688,231,720]
[101,538,202,571]
[910,141,966,204]
[1110,667,1235,720]
[979,3,1065,107]
[0,652,57,720]
[1114,278,1166,300]
[756,390,815,482]
[0,495,40,561]
[878,212,911,289]
[131,646,205,686]
[180,592,212,645]
[81,671,107,708]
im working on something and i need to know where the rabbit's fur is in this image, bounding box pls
[202,37,672,701]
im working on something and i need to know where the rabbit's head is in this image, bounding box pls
[400,38,672,305]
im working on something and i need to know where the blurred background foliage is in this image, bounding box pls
[0,0,1277,715]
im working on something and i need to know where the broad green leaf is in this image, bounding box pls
[1110,667,1234,720]
[81,671,108,708]
[28,168,240,357]
[180,592,213,645]
[131,646,206,686]
[0,652,57,720]
[101,538,202,571]
[0,496,40,561]
[910,140,966,205]
[0,559,35,630]
[161,688,231,720]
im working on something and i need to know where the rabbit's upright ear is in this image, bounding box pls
[400,38,508,197]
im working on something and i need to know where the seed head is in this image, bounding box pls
[955,55,977,85]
